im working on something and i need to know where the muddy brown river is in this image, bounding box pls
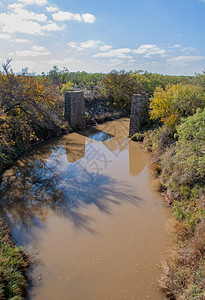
[0,118,171,300]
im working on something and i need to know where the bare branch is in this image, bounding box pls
[2,59,13,75]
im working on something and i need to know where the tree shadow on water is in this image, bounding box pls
[0,151,142,243]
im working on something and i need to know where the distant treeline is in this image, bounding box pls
[39,66,202,96]
[34,66,204,111]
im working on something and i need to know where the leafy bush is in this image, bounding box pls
[131,71,185,96]
[144,125,176,155]
[149,84,205,128]
[61,81,74,95]
[159,109,205,229]
[0,218,28,299]
[144,109,205,230]
[102,70,140,109]
[0,72,66,171]
[144,99,205,299]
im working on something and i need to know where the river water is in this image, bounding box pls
[0,118,170,300]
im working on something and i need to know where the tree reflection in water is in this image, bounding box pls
[0,133,142,239]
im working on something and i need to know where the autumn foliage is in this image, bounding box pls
[0,72,65,169]
[102,70,140,108]
[149,84,205,127]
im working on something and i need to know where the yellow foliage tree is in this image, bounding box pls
[150,84,205,127]
[0,72,63,150]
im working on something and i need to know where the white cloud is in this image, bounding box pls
[80,40,101,49]
[0,33,11,40]
[133,44,167,57]
[67,42,83,51]
[52,11,96,23]
[93,48,132,59]
[0,14,43,34]
[18,0,48,6]
[68,42,77,48]
[0,5,48,34]
[68,40,101,51]
[15,38,31,43]
[108,58,123,65]
[82,13,96,23]
[172,44,181,48]
[8,3,24,9]
[181,47,197,54]
[42,21,65,32]
[0,6,66,35]
[32,45,44,51]
[45,57,74,65]
[15,45,50,57]
[0,2,4,7]
[52,11,81,22]
[46,6,59,13]
[8,6,47,22]
[100,45,113,51]
[167,55,205,65]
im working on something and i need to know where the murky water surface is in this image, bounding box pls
[0,119,170,299]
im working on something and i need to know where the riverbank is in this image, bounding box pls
[0,218,29,299]
[132,109,205,299]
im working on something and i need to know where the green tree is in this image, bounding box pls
[47,65,61,86]
[132,71,191,96]
[102,70,140,108]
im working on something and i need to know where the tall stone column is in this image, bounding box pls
[129,93,149,137]
[65,91,86,130]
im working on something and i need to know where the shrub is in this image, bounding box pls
[0,72,66,171]
[102,70,140,109]
[150,84,205,128]
[160,109,205,229]
[144,125,176,156]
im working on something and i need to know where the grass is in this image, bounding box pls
[141,113,205,299]
[159,220,205,300]
[0,218,29,300]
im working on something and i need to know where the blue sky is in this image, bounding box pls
[0,0,204,75]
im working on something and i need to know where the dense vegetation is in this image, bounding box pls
[0,218,28,299]
[0,62,67,172]
[0,60,204,299]
[43,65,194,96]
[142,72,205,299]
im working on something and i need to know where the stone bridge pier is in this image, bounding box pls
[64,91,86,130]
[129,93,149,137]
[64,91,149,135]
